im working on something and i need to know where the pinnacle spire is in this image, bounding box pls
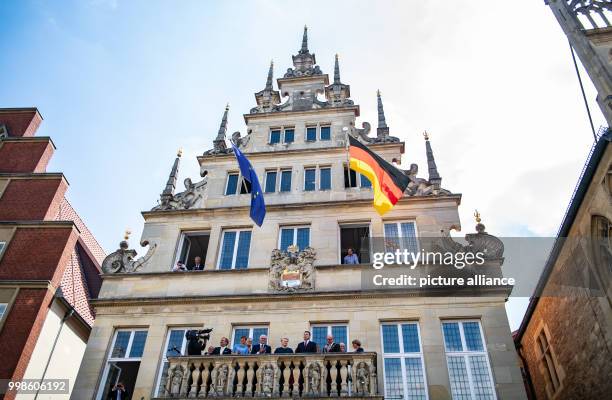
[161,149,182,201]
[300,25,309,54]
[334,54,341,84]
[377,90,388,129]
[265,60,274,91]
[213,104,229,152]
[424,131,442,188]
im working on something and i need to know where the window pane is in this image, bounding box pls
[404,358,427,400]
[240,178,252,194]
[344,167,357,188]
[463,322,484,351]
[306,127,317,141]
[384,223,401,253]
[0,303,6,319]
[112,331,131,358]
[382,325,400,353]
[320,168,331,190]
[401,324,421,353]
[447,356,472,400]
[235,231,251,269]
[305,169,316,191]
[469,355,495,399]
[129,331,148,358]
[331,326,347,346]
[297,228,310,251]
[320,126,331,140]
[442,322,463,352]
[383,358,404,400]
[234,328,250,346]
[265,171,277,193]
[219,231,237,270]
[253,327,269,342]
[166,330,186,357]
[225,174,238,195]
[360,174,372,188]
[312,327,327,348]
[280,228,294,251]
[284,129,294,143]
[270,130,281,144]
[400,223,418,253]
[280,170,292,192]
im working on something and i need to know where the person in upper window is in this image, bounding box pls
[339,342,346,352]
[212,337,232,355]
[274,337,294,354]
[172,261,187,272]
[108,381,129,400]
[251,334,272,354]
[246,337,253,353]
[295,331,317,353]
[233,336,250,355]
[323,334,341,353]
[352,339,364,353]
[343,248,359,264]
[189,256,204,271]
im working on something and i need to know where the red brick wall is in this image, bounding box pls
[520,295,612,399]
[0,109,42,137]
[0,178,67,221]
[59,248,96,326]
[0,141,54,173]
[55,198,106,265]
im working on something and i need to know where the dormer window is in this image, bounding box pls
[269,129,281,144]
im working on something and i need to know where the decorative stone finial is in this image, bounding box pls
[177,148,183,157]
[474,209,486,233]
[160,150,182,206]
[423,131,429,140]
[334,53,341,84]
[124,229,131,241]
[212,104,229,152]
[300,25,309,54]
[424,131,441,188]
[376,90,389,138]
[265,60,274,91]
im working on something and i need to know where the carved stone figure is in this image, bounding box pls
[152,176,207,211]
[269,246,316,292]
[308,363,321,395]
[169,366,184,396]
[355,362,369,395]
[216,364,229,395]
[101,239,157,274]
[261,364,274,396]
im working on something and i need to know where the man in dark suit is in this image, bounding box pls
[212,337,232,355]
[251,334,272,354]
[189,256,204,271]
[295,330,317,353]
[274,337,294,354]
[323,335,341,353]
[108,382,129,400]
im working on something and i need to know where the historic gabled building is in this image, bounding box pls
[0,108,105,400]
[73,29,526,400]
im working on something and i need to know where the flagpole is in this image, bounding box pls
[343,126,352,187]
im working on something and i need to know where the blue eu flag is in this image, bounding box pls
[231,143,266,226]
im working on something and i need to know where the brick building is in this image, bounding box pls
[0,108,105,399]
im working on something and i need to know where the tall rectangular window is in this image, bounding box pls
[218,229,252,270]
[279,226,310,251]
[232,326,269,347]
[304,168,316,191]
[0,303,6,321]
[320,126,331,140]
[225,173,239,195]
[311,324,348,350]
[320,167,331,190]
[306,126,317,142]
[536,328,562,396]
[97,329,148,400]
[155,327,198,396]
[280,170,292,192]
[360,174,372,188]
[175,231,210,270]
[284,128,295,143]
[0,241,5,254]
[442,321,496,400]
[270,129,281,144]
[344,166,371,189]
[384,221,418,254]
[381,323,428,400]
[265,171,277,193]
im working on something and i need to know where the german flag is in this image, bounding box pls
[349,135,409,215]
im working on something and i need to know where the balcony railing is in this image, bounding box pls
[158,352,379,399]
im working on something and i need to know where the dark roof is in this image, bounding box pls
[514,129,611,344]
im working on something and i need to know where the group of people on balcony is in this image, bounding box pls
[190,331,364,356]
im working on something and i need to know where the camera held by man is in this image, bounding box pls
[185,328,213,355]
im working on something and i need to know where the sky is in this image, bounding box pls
[0,0,606,330]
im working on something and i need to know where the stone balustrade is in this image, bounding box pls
[158,352,378,399]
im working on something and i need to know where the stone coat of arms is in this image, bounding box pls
[269,245,316,292]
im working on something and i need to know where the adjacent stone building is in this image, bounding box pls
[73,29,526,400]
[0,108,105,399]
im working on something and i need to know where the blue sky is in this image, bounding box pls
[0,0,606,329]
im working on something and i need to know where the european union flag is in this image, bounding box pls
[231,143,266,226]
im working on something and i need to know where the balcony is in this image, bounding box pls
[157,352,379,399]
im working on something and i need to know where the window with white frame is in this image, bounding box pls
[269,129,281,144]
[97,329,148,400]
[380,323,428,400]
[320,125,331,140]
[174,231,210,270]
[155,327,198,396]
[269,128,295,144]
[306,126,317,142]
[279,226,310,252]
[536,327,562,397]
[384,221,418,254]
[225,172,251,195]
[232,325,269,348]
[265,168,292,193]
[441,320,496,400]
[218,229,252,270]
[284,128,295,143]
[304,166,331,191]
[311,324,348,350]
[344,165,372,189]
